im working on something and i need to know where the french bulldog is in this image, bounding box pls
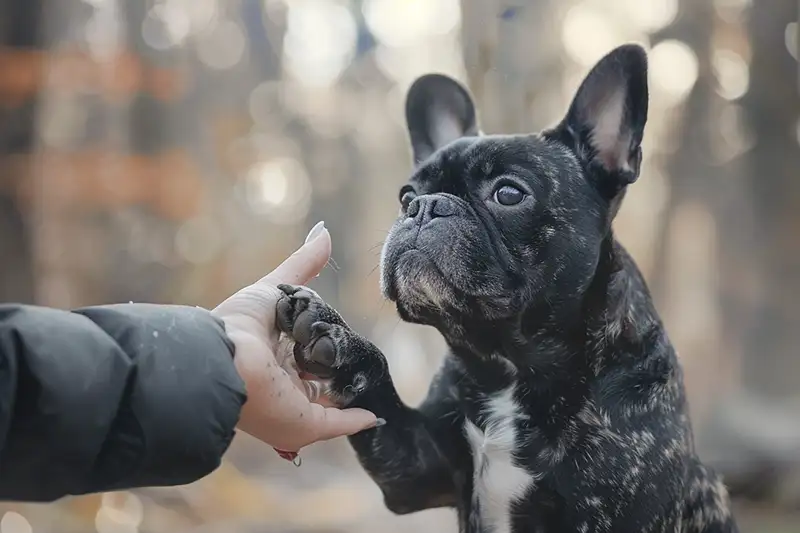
[276,44,739,533]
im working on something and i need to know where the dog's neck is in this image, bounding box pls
[438,235,657,391]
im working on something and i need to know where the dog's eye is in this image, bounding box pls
[494,185,524,206]
[399,186,416,210]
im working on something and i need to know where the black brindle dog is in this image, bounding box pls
[276,44,739,533]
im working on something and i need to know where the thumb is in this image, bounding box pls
[260,221,332,287]
[310,405,380,443]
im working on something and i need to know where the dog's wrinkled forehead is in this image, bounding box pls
[408,135,585,198]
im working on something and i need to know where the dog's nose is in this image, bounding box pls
[406,194,456,225]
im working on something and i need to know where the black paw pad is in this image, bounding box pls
[294,329,338,379]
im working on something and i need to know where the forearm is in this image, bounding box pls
[0,303,246,501]
[346,380,462,514]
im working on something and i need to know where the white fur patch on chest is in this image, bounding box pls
[464,386,535,533]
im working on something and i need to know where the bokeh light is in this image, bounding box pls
[242,158,312,225]
[196,19,247,70]
[785,22,798,60]
[714,103,755,163]
[712,49,750,100]
[141,3,191,50]
[176,0,220,35]
[283,1,357,88]
[649,40,699,104]
[562,3,644,67]
[95,492,144,533]
[85,2,123,59]
[364,0,464,89]
[373,38,465,87]
[619,0,679,33]
[795,117,800,146]
[0,512,32,533]
[363,0,461,49]
[713,0,752,24]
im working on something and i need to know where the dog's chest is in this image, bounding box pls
[463,386,536,533]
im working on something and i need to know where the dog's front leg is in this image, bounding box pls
[276,285,469,515]
[346,358,470,516]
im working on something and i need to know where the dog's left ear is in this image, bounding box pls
[558,44,649,196]
[405,74,479,165]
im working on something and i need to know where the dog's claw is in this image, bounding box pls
[277,284,300,296]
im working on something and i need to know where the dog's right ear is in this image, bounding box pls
[556,44,649,197]
[405,74,479,165]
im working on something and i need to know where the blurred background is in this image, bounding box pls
[0,0,798,531]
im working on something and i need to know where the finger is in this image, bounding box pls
[314,395,337,408]
[211,223,329,326]
[309,405,379,443]
[259,222,332,287]
[300,379,328,403]
[284,362,335,407]
[262,382,376,450]
[302,380,336,408]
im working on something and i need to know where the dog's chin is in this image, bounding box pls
[381,247,526,324]
[382,249,453,314]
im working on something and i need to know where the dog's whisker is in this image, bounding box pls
[367,241,385,253]
[366,262,381,279]
[326,257,340,272]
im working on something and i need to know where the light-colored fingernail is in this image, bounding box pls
[304,221,326,244]
[375,418,387,427]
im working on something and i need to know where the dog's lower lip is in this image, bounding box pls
[397,248,431,269]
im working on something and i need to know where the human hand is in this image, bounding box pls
[211,222,378,454]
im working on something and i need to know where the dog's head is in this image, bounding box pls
[380,44,649,334]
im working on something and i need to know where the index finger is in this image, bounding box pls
[258,222,332,287]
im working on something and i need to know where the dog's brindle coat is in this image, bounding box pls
[276,45,738,533]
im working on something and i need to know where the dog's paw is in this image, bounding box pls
[276,284,388,402]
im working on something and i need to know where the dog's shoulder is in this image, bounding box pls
[543,386,693,531]
[586,241,692,477]
[588,240,685,411]
[682,458,738,533]
[541,239,700,530]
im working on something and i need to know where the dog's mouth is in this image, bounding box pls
[380,217,520,318]
[382,246,449,305]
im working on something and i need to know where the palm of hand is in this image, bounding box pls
[212,225,376,453]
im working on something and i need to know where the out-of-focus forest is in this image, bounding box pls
[0,0,798,531]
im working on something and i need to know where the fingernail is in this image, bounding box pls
[304,221,326,244]
[375,418,387,427]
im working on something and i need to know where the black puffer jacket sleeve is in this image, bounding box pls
[0,303,247,502]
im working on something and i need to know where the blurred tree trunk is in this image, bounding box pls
[654,0,800,399]
[0,0,43,303]
[692,0,800,510]
[649,1,719,305]
[738,0,800,398]
[647,0,756,429]
[460,0,567,134]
